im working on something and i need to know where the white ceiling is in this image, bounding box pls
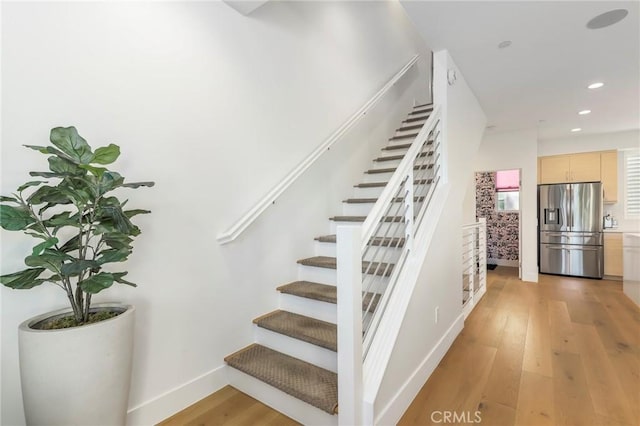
[401,1,640,141]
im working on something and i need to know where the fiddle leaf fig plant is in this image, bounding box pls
[0,126,154,326]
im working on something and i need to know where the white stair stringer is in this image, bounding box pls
[226,367,338,426]
[254,326,337,373]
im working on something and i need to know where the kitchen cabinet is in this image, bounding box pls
[600,150,618,203]
[604,232,623,277]
[539,152,601,184]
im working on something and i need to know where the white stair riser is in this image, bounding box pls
[342,201,375,216]
[353,186,386,198]
[279,293,337,324]
[316,240,404,262]
[254,327,337,373]
[298,264,337,285]
[226,368,338,426]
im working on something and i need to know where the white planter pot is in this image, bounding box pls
[18,303,135,426]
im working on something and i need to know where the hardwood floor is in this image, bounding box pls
[159,267,640,425]
[399,267,640,426]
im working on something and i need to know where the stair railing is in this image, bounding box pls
[461,218,487,317]
[336,105,442,425]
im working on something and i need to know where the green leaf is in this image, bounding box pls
[25,231,49,240]
[48,156,84,176]
[24,145,75,162]
[0,205,35,231]
[92,144,120,165]
[58,184,91,206]
[78,273,114,294]
[32,237,59,256]
[113,272,137,287]
[79,164,108,177]
[25,250,70,273]
[49,127,94,165]
[28,185,71,206]
[29,171,61,178]
[43,211,80,234]
[121,181,155,189]
[102,233,133,249]
[97,172,124,196]
[17,181,46,192]
[0,196,18,203]
[59,235,81,253]
[0,268,46,289]
[124,209,151,218]
[95,248,130,265]
[60,260,99,276]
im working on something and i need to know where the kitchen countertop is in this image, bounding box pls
[604,228,640,233]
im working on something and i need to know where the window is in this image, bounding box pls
[625,149,640,218]
[495,169,520,211]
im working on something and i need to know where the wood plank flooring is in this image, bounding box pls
[160,267,639,425]
[399,267,640,426]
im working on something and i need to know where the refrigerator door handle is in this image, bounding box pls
[548,245,599,251]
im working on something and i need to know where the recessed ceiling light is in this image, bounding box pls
[588,82,604,89]
[587,9,628,29]
[571,128,582,132]
[578,110,591,115]
[498,40,512,49]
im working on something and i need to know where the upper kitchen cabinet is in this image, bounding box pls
[600,150,618,203]
[539,152,600,184]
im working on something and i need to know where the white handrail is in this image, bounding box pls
[217,54,420,245]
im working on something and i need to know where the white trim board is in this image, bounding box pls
[374,313,464,426]
[126,365,228,425]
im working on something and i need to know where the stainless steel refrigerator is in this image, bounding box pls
[538,182,603,279]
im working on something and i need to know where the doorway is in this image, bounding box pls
[474,169,522,279]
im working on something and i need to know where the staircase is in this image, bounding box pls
[224,103,435,424]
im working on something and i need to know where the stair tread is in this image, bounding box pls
[413,103,433,109]
[276,281,381,312]
[382,143,412,151]
[403,115,429,123]
[343,196,426,204]
[354,178,434,188]
[254,310,337,351]
[373,152,429,162]
[409,106,433,115]
[396,124,424,132]
[365,164,432,174]
[315,234,405,247]
[297,256,394,276]
[225,343,338,415]
[330,215,405,222]
[389,132,419,141]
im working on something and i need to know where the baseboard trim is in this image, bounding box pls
[487,258,518,267]
[374,313,464,425]
[126,364,228,425]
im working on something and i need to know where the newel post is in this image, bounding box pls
[337,225,363,426]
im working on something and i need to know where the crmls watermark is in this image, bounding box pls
[430,411,482,424]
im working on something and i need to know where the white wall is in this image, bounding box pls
[374,51,487,424]
[539,129,640,233]
[474,129,539,282]
[0,2,432,424]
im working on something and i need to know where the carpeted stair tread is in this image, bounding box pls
[277,281,338,304]
[224,344,338,414]
[373,151,429,162]
[403,115,429,124]
[315,234,405,248]
[343,196,426,204]
[365,163,432,174]
[354,178,433,188]
[297,256,394,276]
[276,281,381,312]
[330,215,405,223]
[396,123,424,132]
[254,310,337,351]
[389,132,419,141]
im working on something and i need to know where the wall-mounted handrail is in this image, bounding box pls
[217,54,420,245]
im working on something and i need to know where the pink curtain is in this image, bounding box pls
[496,169,519,191]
